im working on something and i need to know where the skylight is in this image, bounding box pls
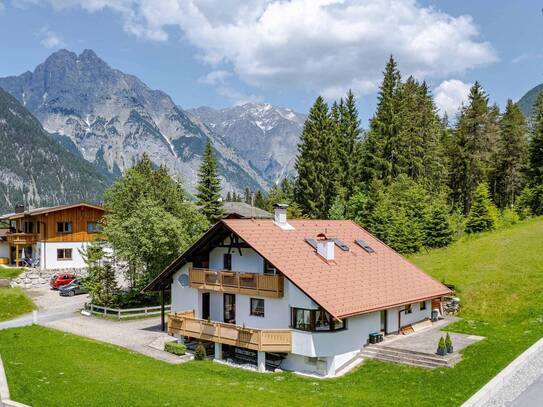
[305,238,317,250]
[355,239,375,254]
[333,238,350,251]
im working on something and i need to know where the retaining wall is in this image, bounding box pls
[10,268,87,288]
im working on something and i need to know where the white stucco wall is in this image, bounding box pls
[0,242,9,259]
[386,300,431,333]
[39,241,89,269]
[209,244,264,273]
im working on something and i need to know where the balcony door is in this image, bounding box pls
[202,292,210,320]
[223,293,236,324]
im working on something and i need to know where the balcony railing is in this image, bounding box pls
[168,311,292,353]
[189,267,284,298]
[5,232,38,245]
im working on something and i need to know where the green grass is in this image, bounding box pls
[0,266,24,279]
[1,218,543,406]
[0,287,35,321]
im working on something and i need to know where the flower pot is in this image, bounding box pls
[447,346,453,353]
[436,348,446,356]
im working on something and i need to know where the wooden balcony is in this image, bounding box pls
[189,267,284,298]
[5,233,38,245]
[168,311,291,353]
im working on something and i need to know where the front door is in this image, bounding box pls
[202,292,210,320]
[380,310,387,334]
[224,293,236,324]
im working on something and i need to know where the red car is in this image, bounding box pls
[50,274,76,289]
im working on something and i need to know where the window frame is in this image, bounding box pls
[404,304,413,314]
[86,221,102,234]
[419,301,427,311]
[223,253,232,270]
[250,298,265,317]
[57,222,73,234]
[290,307,346,332]
[57,248,73,261]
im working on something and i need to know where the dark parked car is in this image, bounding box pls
[59,279,88,297]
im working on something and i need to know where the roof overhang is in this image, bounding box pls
[0,202,104,221]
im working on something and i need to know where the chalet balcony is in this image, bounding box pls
[168,311,292,353]
[5,232,38,245]
[189,267,284,298]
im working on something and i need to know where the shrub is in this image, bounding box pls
[195,342,206,360]
[445,333,452,349]
[164,341,187,356]
[500,208,520,228]
[438,337,446,351]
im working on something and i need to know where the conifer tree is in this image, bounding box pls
[196,141,224,223]
[362,56,402,184]
[530,92,543,186]
[225,191,232,202]
[491,100,528,208]
[449,82,496,214]
[295,96,337,218]
[424,204,454,248]
[465,183,498,233]
[254,190,266,209]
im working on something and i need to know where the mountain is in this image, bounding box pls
[0,49,271,194]
[0,87,112,214]
[188,103,305,184]
[518,83,543,118]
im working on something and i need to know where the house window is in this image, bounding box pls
[420,301,427,311]
[24,221,34,234]
[57,248,72,260]
[250,298,265,317]
[405,304,413,314]
[263,260,277,275]
[57,222,72,233]
[291,307,346,332]
[87,222,102,234]
[223,253,232,270]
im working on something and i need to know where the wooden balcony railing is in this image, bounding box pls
[189,267,284,298]
[6,233,39,245]
[168,311,291,353]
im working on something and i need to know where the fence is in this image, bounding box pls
[85,303,171,319]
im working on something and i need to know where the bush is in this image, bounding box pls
[438,337,446,351]
[164,341,187,356]
[195,342,206,360]
[499,208,520,228]
[445,333,452,349]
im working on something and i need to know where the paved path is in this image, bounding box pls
[511,373,543,406]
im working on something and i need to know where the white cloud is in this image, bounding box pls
[198,70,232,85]
[35,0,497,98]
[512,53,543,64]
[434,79,472,117]
[39,28,66,48]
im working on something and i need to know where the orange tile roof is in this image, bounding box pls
[222,219,451,319]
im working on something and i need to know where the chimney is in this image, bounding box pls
[273,203,294,230]
[14,205,25,214]
[316,233,334,261]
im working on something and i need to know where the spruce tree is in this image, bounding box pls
[491,100,528,208]
[465,183,498,233]
[254,190,266,209]
[424,204,454,248]
[196,141,224,223]
[530,92,543,186]
[362,56,402,184]
[449,82,496,214]
[295,96,337,218]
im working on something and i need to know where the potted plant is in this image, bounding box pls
[445,333,453,353]
[436,337,446,356]
[195,342,206,360]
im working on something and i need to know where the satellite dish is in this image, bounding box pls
[178,273,189,287]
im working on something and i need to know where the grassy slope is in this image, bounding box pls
[0,266,24,279]
[0,218,542,406]
[0,287,35,321]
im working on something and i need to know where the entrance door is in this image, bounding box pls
[202,292,210,320]
[223,294,236,324]
[380,310,387,334]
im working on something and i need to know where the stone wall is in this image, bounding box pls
[10,268,88,288]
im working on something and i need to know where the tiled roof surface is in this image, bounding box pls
[223,219,451,318]
[0,202,104,220]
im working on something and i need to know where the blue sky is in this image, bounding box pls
[0,1,542,124]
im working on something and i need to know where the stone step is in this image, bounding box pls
[361,352,442,369]
[361,348,448,367]
[363,346,453,365]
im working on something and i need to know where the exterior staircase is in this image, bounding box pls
[360,344,460,369]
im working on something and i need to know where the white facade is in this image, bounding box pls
[0,242,9,259]
[37,241,89,270]
[171,240,434,377]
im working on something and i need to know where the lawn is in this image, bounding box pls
[0,287,35,322]
[1,218,543,406]
[0,266,24,279]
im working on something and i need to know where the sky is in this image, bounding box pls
[0,0,542,125]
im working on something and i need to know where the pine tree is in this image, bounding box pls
[196,141,224,223]
[424,204,454,248]
[449,82,496,214]
[530,92,543,186]
[225,191,232,202]
[294,96,337,218]
[465,183,498,233]
[362,56,402,184]
[334,90,362,199]
[491,100,528,208]
[254,190,266,209]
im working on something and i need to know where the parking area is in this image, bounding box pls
[26,285,88,313]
